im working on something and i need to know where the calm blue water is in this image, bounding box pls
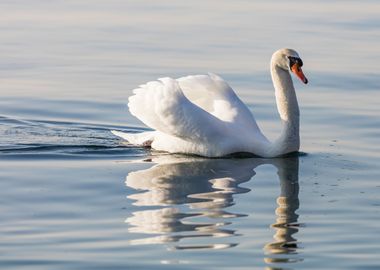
[1,1,379,269]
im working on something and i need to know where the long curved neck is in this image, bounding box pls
[268,64,300,157]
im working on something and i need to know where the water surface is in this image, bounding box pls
[1,1,379,269]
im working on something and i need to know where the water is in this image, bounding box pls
[1,1,379,269]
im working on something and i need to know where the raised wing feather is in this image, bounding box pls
[177,73,257,126]
[126,74,268,156]
[128,77,224,143]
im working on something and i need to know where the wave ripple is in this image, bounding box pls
[0,115,148,159]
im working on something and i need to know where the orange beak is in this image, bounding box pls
[291,64,308,84]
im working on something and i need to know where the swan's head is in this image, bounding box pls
[272,48,308,84]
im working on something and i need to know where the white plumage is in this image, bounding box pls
[112,48,308,158]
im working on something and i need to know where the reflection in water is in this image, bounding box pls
[263,157,303,268]
[125,155,301,266]
[125,156,254,250]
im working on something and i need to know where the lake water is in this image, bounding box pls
[1,1,379,269]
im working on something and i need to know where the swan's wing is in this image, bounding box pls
[128,77,224,142]
[177,73,257,126]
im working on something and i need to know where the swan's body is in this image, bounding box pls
[112,48,308,158]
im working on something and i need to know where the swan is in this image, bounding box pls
[112,48,308,158]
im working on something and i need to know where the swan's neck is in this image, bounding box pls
[268,64,300,156]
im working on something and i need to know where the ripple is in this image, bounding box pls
[0,115,149,160]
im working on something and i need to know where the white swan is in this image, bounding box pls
[112,48,308,158]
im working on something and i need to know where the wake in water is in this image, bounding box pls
[0,115,149,159]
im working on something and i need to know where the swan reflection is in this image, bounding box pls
[125,156,253,250]
[125,155,302,263]
[263,157,303,267]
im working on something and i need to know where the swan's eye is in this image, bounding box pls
[288,56,303,68]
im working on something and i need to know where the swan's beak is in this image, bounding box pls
[291,64,308,84]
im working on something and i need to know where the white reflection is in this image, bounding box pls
[263,157,303,267]
[125,155,301,258]
[125,156,255,250]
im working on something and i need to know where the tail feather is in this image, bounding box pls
[111,130,155,146]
